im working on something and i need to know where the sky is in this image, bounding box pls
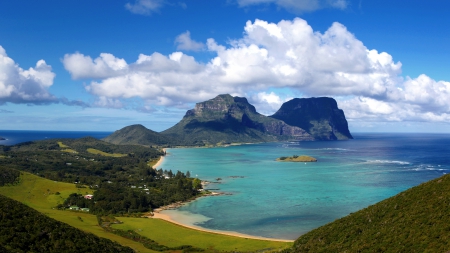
[1,0,450,133]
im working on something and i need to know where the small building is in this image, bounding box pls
[69,206,79,211]
[84,194,93,200]
[81,208,90,212]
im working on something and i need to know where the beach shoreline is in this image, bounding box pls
[150,212,294,242]
[152,148,167,168]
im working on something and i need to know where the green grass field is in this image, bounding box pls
[57,141,69,148]
[0,172,292,252]
[113,217,291,252]
[87,148,127,157]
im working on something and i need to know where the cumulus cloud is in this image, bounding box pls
[62,52,128,79]
[62,18,450,123]
[0,46,57,104]
[175,31,205,51]
[125,0,165,15]
[235,0,348,13]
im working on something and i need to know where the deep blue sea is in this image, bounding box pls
[0,130,112,146]
[158,133,450,240]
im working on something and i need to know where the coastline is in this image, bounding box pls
[152,148,167,168]
[150,146,294,243]
[151,212,294,242]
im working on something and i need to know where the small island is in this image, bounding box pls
[276,155,317,162]
[0,137,5,141]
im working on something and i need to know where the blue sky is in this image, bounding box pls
[1,0,450,133]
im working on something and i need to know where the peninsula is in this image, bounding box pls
[276,155,317,162]
[0,137,5,141]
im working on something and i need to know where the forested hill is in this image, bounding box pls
[288,173,450,252]
[0,194,134,252]
[103,124,177,146]
[0,138,201,215]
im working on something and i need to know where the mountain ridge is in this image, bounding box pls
[104,94,352,146]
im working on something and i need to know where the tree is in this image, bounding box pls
[192,178,202,190]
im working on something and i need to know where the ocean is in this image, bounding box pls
[0,130,112,146]
[2,130,449,240]
[158,133,450,240]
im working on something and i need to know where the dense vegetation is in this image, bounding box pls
[0,194,134,252]
[287,173,450,252]
[277,155,317,162]
[0,138,202,215]
[0,167,21,186]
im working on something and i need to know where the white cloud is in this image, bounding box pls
[125,0,165,15]
[62,18,450,124]
[0,46,57,104]
[250,91,290,115]
[235,0,349,13]
[175,31,205,51]
[62,52,128,79]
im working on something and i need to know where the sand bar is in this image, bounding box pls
[151,212,294,242]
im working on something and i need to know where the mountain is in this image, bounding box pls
[161,94,313,145]
[288,173,450,252]
[103,124,176,146]
[270,97,353,140]
[104,94,352,146]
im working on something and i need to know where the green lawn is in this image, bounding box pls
[113,217,292,252]
[0,172,292,252]
[87,148,127,157]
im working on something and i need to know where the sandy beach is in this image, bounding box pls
[151,212,294,242]
[152,148,167,168]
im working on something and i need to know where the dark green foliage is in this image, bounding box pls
[271,97,353,140]
[0,194,134,252]
[0,138,200,215]
[289,174,450,253]
[0,138,163,186]
[0,167,20,186]
[63,174,199,215]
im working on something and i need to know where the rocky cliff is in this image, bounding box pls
[270,97,353,140]
[161,94,313,145]
[104,94,353,146]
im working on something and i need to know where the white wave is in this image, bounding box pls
[317,148,350,151]
[410,166,447,172]
[365,160,410,165]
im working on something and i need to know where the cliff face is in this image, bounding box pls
[104,95,353,146]
[270,97,353,140]
[162,94,313,145]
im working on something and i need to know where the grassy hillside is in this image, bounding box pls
[289,173,450,252]
[0,172,292,252]
[0,194,134,252]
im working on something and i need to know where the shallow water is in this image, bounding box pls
[158,133,450,240]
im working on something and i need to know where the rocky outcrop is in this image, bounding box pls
[270,97,353,140]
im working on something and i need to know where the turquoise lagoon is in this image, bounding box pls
[158,133,450,240]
